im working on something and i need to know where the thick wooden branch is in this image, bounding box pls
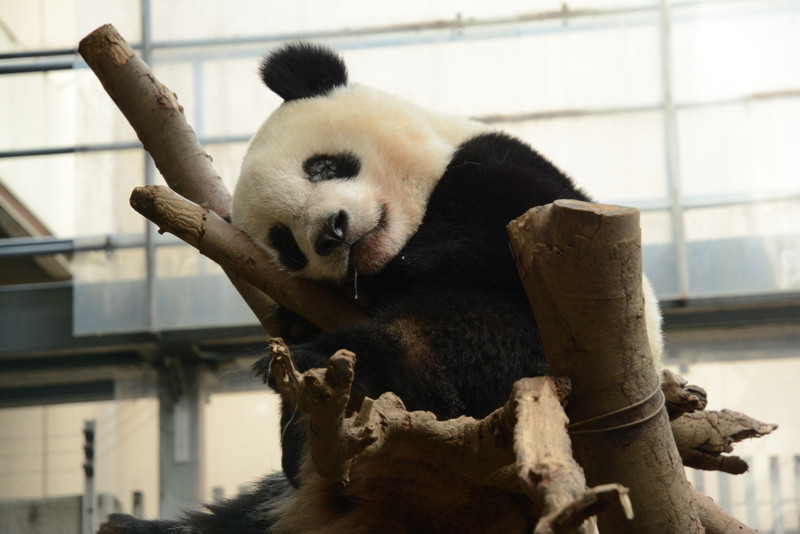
[130,185,368,330]
[536,484,632,534]
[672,409,777,474]
[79,24,363,333]
[508,200,702,532]
[79,24,229,215]
[514,377,596,533]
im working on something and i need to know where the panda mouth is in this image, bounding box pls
[348,203,388,274]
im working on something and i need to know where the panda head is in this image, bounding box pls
[232,43,486,284]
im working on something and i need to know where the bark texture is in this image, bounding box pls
[508,199,703,533]
[661,369,708,419]
[672,409,777,474]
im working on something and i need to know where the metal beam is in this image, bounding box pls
[662,292,800,330]
[0,381,114,408]
[659,0,691,299]
[0,282,267,356]
[0,233,164,258]
[2,281,799,355]
[0,281,268,406]
[0,283,154,355]
[0,61,76,75]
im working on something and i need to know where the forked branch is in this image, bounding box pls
[264,338,631,531]
[78,23,363,333]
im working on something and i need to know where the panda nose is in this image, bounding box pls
[314,210,349,256]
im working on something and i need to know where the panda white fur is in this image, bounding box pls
[233,68,489,284]
[99,42,663,534]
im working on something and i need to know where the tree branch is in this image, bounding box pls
[513,377,597,533]
[129,185,368,331]
[672,409,777,474]
[79,25,229,216]
[536,484,632,534]
[78,24,364,333]
[265,337,518,486]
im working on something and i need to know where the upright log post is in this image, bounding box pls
[508,199,702,532]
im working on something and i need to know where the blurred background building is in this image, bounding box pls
[1,1,798,532]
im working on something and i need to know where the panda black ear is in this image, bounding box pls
[259,42,348,102]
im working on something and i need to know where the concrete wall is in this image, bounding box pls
[0,493,121,534]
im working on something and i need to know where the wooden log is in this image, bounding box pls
[514,377,596,534]
[508,199,702,533]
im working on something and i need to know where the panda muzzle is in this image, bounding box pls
[314,210,349,256]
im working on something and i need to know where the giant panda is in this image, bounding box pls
[99,42,663,534]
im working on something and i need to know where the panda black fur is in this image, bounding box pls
[99,43,663,534]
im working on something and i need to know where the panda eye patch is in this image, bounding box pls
[268,225,308,272]
[303,153,360,182]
